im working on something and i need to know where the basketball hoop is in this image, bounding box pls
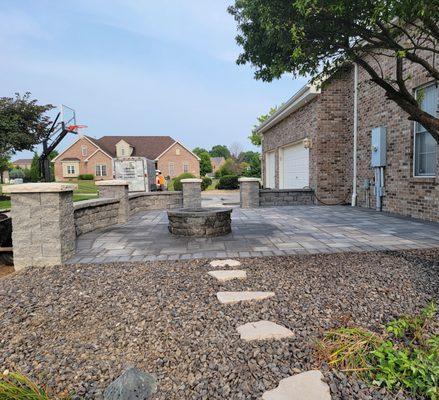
[66,124,88,133]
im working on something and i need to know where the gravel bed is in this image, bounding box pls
[0,249,438,399]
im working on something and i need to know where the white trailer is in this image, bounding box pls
[113,157,155,192]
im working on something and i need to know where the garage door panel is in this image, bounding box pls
[282,143,309,189]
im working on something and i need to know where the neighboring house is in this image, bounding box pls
[12,159,32,169]
[211,157,225,173]
[257,58,438,222]
[53,135,200,182]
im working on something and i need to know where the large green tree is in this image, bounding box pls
[198,151,213,176]
[0,93,54,154]
[240,150,261,177]
[250,106,280,146]
[229,0,439,142]
[210,145,231,159]
[193,147,209,157]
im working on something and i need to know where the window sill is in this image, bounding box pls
[410,177,436,184]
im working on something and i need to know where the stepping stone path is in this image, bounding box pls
[217,291,275,304]
[237,320,294,341]
[208,270,247,282]
[209,259,241,267]
[207,258,328,398]
[262,370,331,400]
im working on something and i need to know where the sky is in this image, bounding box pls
[1,0,306,159]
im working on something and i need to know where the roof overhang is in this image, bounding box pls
[255,84,321,134]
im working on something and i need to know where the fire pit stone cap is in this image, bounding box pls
[2,183,78,193]
[95,180,128,186]
[180,178,202,183]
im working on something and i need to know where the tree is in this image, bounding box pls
[0,153,11,184]
[193,147,209,157]
[210,145,231,159]
[29,153,40,182]
[240,151,261,177]
[229,142,244,159]
[249,106,280,146]
[0,93,54,154]
[199,151,213,176]
[229,0,439,142]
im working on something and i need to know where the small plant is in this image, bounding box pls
[172,172,196,191]
[317,303,439,399]
[78,174,94,180]
[0,370,69,399]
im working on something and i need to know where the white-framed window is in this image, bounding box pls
[414,83,438,177]
[169,162,175,176]
[176,147,181,155]
[67,165,75,174]
[81,145,88,156]
[121,148,125,156]
[96,165,107,177]
[183,162,189,173]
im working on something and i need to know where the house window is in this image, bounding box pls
[176,147,181,155]
[67,165,75,175]
[183,162,189,173]
[96,165,107,177]
[169,162,175,176]
[81,145,87,156]
[121,148,125,156]
[414,83,438,177]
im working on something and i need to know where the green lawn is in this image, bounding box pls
[0,180,98,211]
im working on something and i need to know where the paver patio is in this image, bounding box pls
[68,205,439,264]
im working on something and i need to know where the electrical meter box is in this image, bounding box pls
[371,126,387,167]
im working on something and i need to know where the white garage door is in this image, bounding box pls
[281,142,309,189]
[265,151,276,188]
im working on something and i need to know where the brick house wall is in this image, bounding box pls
[355,52,439,221]
[262,69,353,203]
[157,143,200,178]
[54,137,113,181]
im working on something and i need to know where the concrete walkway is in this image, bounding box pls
[68,205,439,264]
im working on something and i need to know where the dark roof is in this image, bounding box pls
[12,159,32,164]
[91,136,176,160]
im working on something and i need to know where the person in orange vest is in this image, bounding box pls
[156,170,165,191]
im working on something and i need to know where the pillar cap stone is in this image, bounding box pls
[2,182,77,193]
[181,178,202,183]
[95,180,128,186]
[238,177,260,182]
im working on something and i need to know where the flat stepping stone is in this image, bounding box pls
[208,270,247,282]
[209,259,241,267]
[217,291,274,304]
[262,370,331,400]
[237,320,293,341]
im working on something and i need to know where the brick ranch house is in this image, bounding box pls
[257,57,438,222]
[53,135,200,181]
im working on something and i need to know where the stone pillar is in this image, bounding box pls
[96,180,130,223]
[3,183,77,270]
[181,179,202,209]
[239,178,260,208]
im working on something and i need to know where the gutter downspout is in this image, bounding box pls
[351,63,359,206]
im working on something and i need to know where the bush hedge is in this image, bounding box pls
[201,176,212,191]
[217,175,239,190]
[172,172,196,191]
[78,174,94,180]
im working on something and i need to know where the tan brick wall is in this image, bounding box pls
[86,150,113,181]
[54,137,113,181]
[355,52,438,221]
[157,144,200,178]
[262,69,353,204]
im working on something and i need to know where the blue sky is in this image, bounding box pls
[1,0,306,159]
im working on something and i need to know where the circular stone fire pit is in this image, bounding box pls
[167,208,232,237]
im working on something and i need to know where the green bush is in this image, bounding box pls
[78,174,94,180]
[172,172,196,191]
[9,169,24,179]
[317,302,439,400]
[201,176,212,191]
[217,175,239,190]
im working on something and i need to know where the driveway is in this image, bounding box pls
[68,205,439,263]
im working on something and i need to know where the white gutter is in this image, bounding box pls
[255,84,321,134]
[351,63,359,206]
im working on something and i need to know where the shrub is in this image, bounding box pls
[316,302,439,399]
[172,172,196,191]
[201,176,212,191]
[78,174,94,180]
[9,169,24,179]
[217,175,239,190]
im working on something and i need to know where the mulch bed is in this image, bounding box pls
[0,249,438,399]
